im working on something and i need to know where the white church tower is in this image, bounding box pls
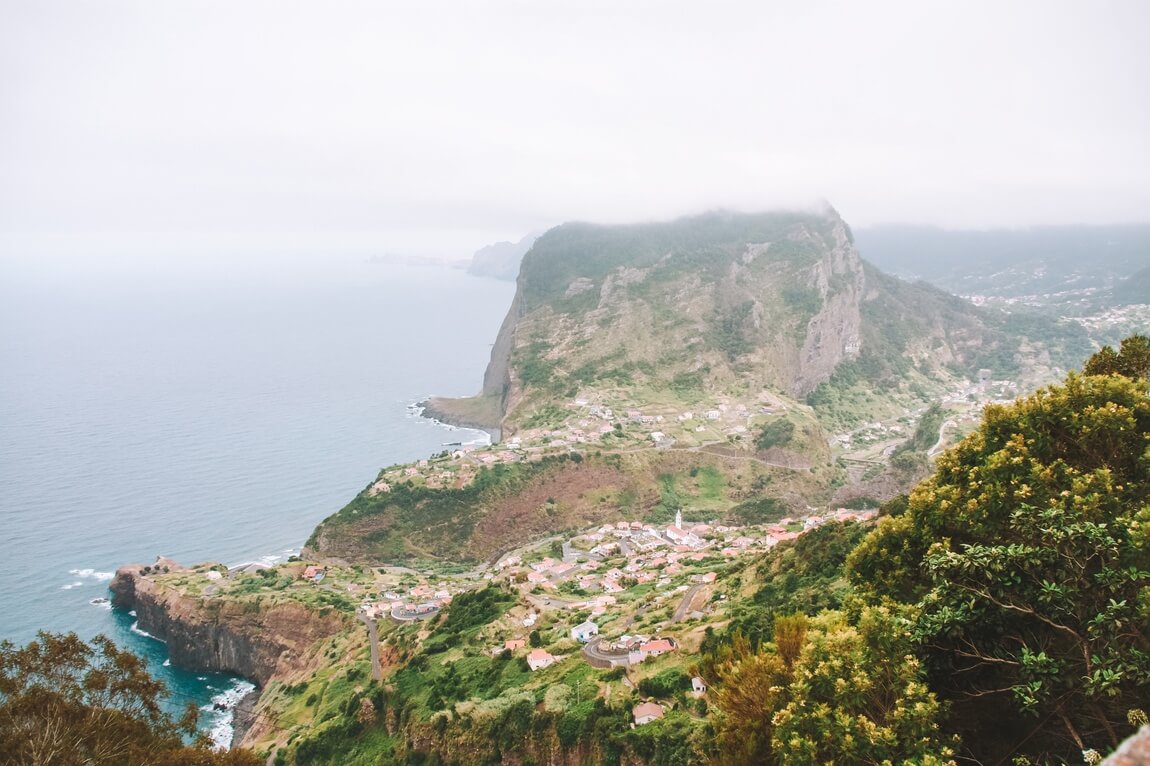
[675,509,682,530]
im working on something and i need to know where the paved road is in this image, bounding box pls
[672,584,706,623]
[582,637,630,667]
[357,614,382,681]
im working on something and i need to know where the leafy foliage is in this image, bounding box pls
[707,608,952,765]
[0,632,260,766]
[436,585,513,636]
[754,419,795,451]
[850,347,1150,762]
[1083,334,1150,379]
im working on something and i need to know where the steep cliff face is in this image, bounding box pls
[485,208,869,430]
[425,207,1051,439]
[109,563,348,687]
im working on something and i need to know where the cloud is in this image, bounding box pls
[1,0,1148,255]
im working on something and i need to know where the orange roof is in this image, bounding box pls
[641,639,676,653]
[633,702,664,720]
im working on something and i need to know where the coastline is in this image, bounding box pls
[416,396,502,443]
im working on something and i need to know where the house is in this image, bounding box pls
[691,677,708,696]
[527,649,556,671]
[571,620,599,643]
[639,638,676,658]
[633,702,664,725]
[504,639,526,651]
[301,565,325,582]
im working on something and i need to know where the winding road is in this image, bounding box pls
[357,614,382,681]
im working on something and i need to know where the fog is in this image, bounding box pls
[2,0,1149,263]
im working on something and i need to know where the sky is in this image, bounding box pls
[2,0,1149,260]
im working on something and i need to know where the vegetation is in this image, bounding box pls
[0,632,260,766]
[705,609,953,765]
[753,418,794,451]
[849,339,1150,763]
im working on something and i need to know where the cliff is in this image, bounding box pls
[110,563,348,687]
[311,206,1082,567]
[109,560,351,748]
[434,207,1045,440]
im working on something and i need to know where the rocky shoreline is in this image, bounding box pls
[418,396,501,442]
[108,559,349,748]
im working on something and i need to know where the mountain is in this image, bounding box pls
[466,232,540,281]
[309,207,1092,567]
[442,208,1085,435]
[1112,264,1150,305]
[854,223,1150,297]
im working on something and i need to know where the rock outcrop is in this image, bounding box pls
[109,563,348,687]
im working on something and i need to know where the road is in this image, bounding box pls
[357,614,382,681]
[672,584,706,623]
[582,637,630,667]
[928,419,954,457]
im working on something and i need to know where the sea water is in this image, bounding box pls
[0,250,515,744]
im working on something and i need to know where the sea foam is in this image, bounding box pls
[201,679,257,750]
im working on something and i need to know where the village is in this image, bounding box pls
[372,367,1024,502]
[342,503,877,726]
[372,391,798,496]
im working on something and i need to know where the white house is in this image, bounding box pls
[691,677,708,696]
[571,620,599,643]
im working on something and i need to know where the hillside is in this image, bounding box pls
[854,223,1150,297]
[1113,264,1150,305]
[177,339,1150,766]
[311,207,1092,568]
[445,209,1083,436]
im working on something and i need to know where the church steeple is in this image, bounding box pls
[675,509,682,530]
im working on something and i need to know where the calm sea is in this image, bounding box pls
[0,251,514,744]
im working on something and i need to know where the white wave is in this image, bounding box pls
[162,659,171,667]
[61,581,83,590]
[200,679,257,750]
[69,568,114,581]
[128,610,137,617]
[129,621,165,643]
[89,598,112,610]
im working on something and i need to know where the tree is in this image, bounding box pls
[849,351,1150,763]
[709,639,789,766]
[754,419,794,451]
[0,631,261,766]
[770,606,954,765]
[1082,334,1150,379]
[707,609,952,766]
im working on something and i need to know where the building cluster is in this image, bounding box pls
[359,580,456,621]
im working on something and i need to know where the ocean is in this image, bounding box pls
[0,251,515,744]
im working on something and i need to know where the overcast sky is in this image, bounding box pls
[2,0,1148,258]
